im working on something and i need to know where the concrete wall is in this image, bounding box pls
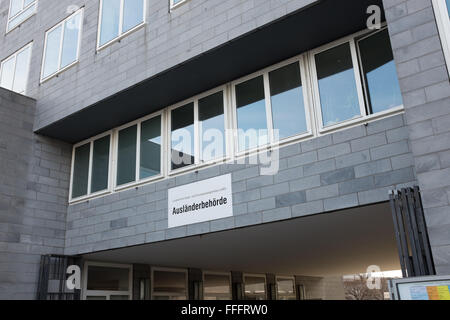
[0,88,71,299]
[383,0,450,274]
[0,0,318,132]
[65,114,417,256]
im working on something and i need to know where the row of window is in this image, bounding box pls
[1,0,191,93]
[83,262,297,300]
[70,27,404,202]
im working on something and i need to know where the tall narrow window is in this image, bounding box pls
[358,29,403,114]
[0,43,32,94]
[235,76,268,152]
[117,125,137,186]
[42,9,83,81]
[71,143,90,199]
[199,92,225,162]
[432,0,450,76]
[71,134,111,200]
[269,63,308,140]
[315,43,361,127]
[140,115,162,179]
[7,0,37,32]
[91,135,110,193]
[171,103,195,170]
[98,0,145,48]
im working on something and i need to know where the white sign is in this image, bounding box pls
[168,174,233,228]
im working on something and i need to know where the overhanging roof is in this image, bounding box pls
[37,0,385,143]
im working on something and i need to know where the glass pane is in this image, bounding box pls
[140,116,161,179]
[9,0,22,17]
[72,143,90,198]
[91,135,110,193]
[0,56,15,91]
[123,0,144,33]
[117,125,137,186]
[359,30,403,114]
[199,91,225,162]
[61,12,81,69]
[87,266,130,291]
[235,76,268,152]
[447,0,450,16]
[86,296,107,300]
[43,25,62,79]
[204,274,232,300]
[172,0,184,6]
[110,295,129,300]
[171,103,195,170]
[153,270,187,299]
[315,43,361,127]
[100,0,121,46]
[269,62,307,140]
[8,4,36,30]
[244,276,266,300]
[12,46,31,94]
[24,0,35,7]
[277,279,296,300]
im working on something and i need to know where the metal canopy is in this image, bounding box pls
[36,0,384,143]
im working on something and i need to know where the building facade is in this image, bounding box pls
[0,0,449,300]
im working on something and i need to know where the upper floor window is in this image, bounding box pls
[41,8,83,82]
[432,0,450,76]
[98,0,145,49]
[7,0,37,32]
[0,43,32,95]
[233,58,311,152]
[170,88,228,172]
[170,0,188,10]
[311,27,403,131]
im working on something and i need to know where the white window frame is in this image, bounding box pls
[6,0,38,33]
[0,42,32,95]
[202,271,232,300]
[168,85,231,176]
[309,29,404,135]
[151,267,189,300]
[69,131,114,202]
[243,273,267,300]
[82,261,133,300]
[114,110,165,191]
[97,0,147,51]
[433,0,450,76]
[275,276,297,300]
[40,8,84,83]
[231,55,314,157]
[170,0,189,11]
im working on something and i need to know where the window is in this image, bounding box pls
[203,272,232,300]
[358,29,402,114]
[116,113,163,187]
[433,0,450,75]
[83,262,132,300]
[170,89,227,171]
[311,27,402,131]
[7,0,37,32]
[41,9,83,82]
[98,0,145,48]
[0,43,32,94]
[244,274,267,300]
[276,277,296,300]
[71,133,112,200]
[234,59,311,152]
[170,0,188,10]
[314,43,363,127]
[152,268,188,300]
